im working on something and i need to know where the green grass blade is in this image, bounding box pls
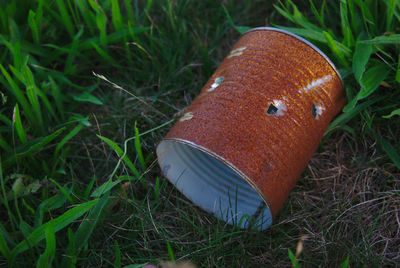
[357,62,391,100]
[23,69,44,133]
[61,192,110,267]
[49,178,73,203]
[275,26,352,57]
[22,64,57,122]
[48,76,65,120]
[288,248,300,268]
[56,0,75,38]
[0,223,11,259]
[4,127,66,168]
[36,222,56,268]
[84,175,96,199]
[0,64,34,123]
[396,55,400,83]
[111,0,123,31]
[91,179,120,198]
[340,0,354,47]
[74,193,109,250]
[340,256,350,268]
[114,240,121,268]
[13,104,28,144]
[222,6,251,34]
[385,0,398,30]
[309,0,325,26]
[71,91,103,105]
[97,135,141,178]
[360,34,400,44]
[323,30,349,67]
[28,10,40,44]
[145,0,153,14]
[327,96,383,133]
[54,123,84,157]
[9,199,98,262]
[377,136,400,169]
[95,12,108,45]
[134,121,146,170]
[382,108,400,118]
[74,0,95,34]
[166,241,175,262]
[64,27,84,74]
[352,38,373,83]
[35,193,67,227]
[91,42,117,64]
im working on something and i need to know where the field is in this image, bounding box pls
[0,0,399,267]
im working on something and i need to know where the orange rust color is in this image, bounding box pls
[162,29,345,217]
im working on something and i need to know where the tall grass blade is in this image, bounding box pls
[0,223,11,259]
[223,6,251,34]
[28,10,39,44]
[9,199,98,262]
[84,175,96,199]
[134,122,146,170]
[360,34,400,44]
[385,0,397,31]
[4,127,66,168]
[352,38,373,83]
[36,223,56,268]
[97,135,141,178]
[56,0,75,38]
[357,62,391,100]
[327,97,383,133]
[95,12,108,45]
[166,241,175,262]
[13,104,28,144]
[340,256,350,268]
[48,76,65,120]
[91,179,120,198]
[309,0,325,26]
[49,178,73,203]
[69,193,109,261]
[377,136,400,169]
[54,123,84,157]
[340,0,355,47]
[288,248,300,268]
[0,64,35,123]
[35,193,67,227]
[91,42,117,64]
[323,31,349,67]
[382,108,400,119]
[111,0,123,31]
[114,240,121,268]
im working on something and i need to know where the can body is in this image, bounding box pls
[157,27,345,230]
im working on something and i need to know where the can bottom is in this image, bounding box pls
[157,140,272,230]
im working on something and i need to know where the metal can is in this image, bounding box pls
[157,27,345,230]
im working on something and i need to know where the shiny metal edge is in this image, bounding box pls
[158,138,274,221]
[245,26,344,86]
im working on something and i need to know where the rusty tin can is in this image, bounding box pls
[157,27,345,230]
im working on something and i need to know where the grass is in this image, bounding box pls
[0,0,399,267]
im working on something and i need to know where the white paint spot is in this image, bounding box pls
[312,103,325,119]
[227,46,247,59]
[207,76,224,92]
[299,75,332,93]
[179,112,193,122]
[266,99,287,116]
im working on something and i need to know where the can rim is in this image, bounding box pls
[161,137,274,220]
[245,27,344,86]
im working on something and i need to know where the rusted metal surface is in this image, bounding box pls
[157,27,345,229]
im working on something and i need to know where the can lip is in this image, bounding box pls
[160,137,274,219]
[245,26,344,86]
